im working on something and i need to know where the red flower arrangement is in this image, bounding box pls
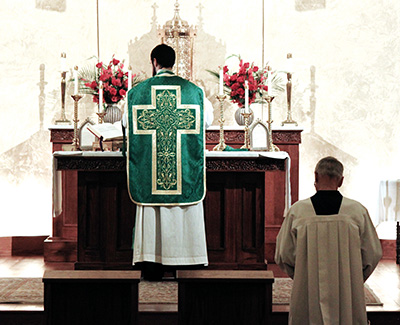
[82,56,134,105]
[223,59,269,108]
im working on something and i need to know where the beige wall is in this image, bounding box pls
[0,0,399,235]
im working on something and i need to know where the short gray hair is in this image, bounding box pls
[315,156,344,179]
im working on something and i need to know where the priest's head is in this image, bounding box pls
[314,156,344,191]
[150,44,176,76]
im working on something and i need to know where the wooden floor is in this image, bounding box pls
[0,256,399,324]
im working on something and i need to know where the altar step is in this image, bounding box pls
[43,236,77,263]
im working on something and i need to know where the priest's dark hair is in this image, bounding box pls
[151,44,176,68]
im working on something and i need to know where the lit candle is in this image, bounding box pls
[244,80,249,113]
[99,81,103,112]
[60,52,67,72]
[74,66,79,95]
[128,66,132,90]
[219,69,224,95]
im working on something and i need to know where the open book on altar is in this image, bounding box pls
[87,121,123,141]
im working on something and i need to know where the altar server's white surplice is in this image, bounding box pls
[275,197,382,325]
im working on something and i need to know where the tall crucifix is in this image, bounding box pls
[132,86,200,195]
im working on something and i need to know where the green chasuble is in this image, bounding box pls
[126,70,205,206]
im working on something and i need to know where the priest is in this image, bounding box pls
[275,156,382,324]
[124,44,213,280]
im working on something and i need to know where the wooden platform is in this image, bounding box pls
[0,256,399,324]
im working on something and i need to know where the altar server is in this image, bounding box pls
[275,156,382,325]
[125,44,213,280]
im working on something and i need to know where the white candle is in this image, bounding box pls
[287,53,293,73]
[244,80,249,113]
[60,53,67,72]
[219,69,224,95]
[128,67,132,90]
[268,70,273,96]
[99,81,103,112]
[74,66,78,95]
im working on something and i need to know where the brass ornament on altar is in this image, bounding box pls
[240,112,252,150]
[213,94,227,151]
[265,95,280,152]
[63,94,83,151]
[56,52,71,125]
[282,53,298,126]
[158,0,196,81]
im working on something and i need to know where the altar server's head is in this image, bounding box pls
[314,156,344,191]
[150,44,176,76]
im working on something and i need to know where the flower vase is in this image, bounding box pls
[234,107,254,126]
[104,103,122,124]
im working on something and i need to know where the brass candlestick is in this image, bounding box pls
[240,112,252,150]
[282,53,298,126]
[55,61,71,124]
[213,94,227,151]
[266,96,280,152]
[96,112,107,124]
[71,94,83,150]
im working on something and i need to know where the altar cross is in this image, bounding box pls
[132,85,200,195]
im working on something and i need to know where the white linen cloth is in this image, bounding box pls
[275,197,382,325]
[132,203,208,265]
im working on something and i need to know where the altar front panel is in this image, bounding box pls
[204,172,266,269]
[54,154,285,270]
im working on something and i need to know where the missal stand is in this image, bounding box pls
[177,270,274,324]
[43,270,140,325]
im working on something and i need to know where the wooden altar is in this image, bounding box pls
[45,127,302,270]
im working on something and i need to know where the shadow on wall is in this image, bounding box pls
[295,0,326,11]
[36,0,66,12]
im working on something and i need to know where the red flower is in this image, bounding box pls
[220,58,270,107]
[111,77,122,87]
[83,56,133,105]
[99,74,108,82]
[109,87,117,96]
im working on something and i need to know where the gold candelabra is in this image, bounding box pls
[265,96,280,152]
[213,94,227,151]
[282,53,298,126]
[70,94,83,151]
[240,112,252,150]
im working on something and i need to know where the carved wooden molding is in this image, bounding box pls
[206,158,285,171]
[206,129,301,145]
[51,128,302,145]
[272,131,302,144]
[56,156,285,172]
[51,129,74,143]
[56,157,126,171]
